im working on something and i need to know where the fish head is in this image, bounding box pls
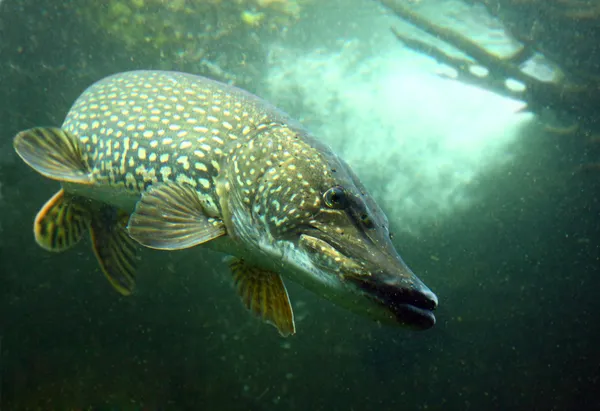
[233,126,438,330]
[297,154,437,330]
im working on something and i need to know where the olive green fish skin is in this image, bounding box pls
[62,70,293,209]
[57,70,438,329]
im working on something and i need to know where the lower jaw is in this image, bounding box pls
[393,304,436,330]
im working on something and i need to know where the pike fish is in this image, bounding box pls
[13,70,438,336]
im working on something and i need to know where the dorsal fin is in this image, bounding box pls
[13,127,92,184]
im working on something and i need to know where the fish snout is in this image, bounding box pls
[404,281,438,311]
[353,269,438,330]
[391,280,438,330]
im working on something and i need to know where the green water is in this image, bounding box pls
[1,0,599,410]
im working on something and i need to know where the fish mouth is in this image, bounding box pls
[353,277,438,330]
[298,230,437,329]
[390,301,436,330]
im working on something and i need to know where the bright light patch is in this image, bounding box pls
[266,44,534,234]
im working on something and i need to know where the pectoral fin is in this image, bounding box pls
[229,258,296,337]
[13,127,91,184]
[90,207,138,296]
[127,182,226,250]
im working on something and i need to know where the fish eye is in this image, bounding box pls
[323,186,347,209]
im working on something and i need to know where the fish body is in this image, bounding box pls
[60,71,289,212]
[14,70,438,335]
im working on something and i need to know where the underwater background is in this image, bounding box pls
[0,0,599,409]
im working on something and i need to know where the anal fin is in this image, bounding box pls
[90,206,138,296]
[128,181,226,250]
[229,258,296,337]
[34,189,90,252]
[13,127,91,184]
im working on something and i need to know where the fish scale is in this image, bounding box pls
[62,70,288,198]
[13,69,438,336]
[225,123,326,236]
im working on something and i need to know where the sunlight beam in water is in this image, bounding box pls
[266,43,535,234]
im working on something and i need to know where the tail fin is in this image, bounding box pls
[34,191,138,296]
[89,207,138,296]
[35,189,89,252]
[15,127,138,295]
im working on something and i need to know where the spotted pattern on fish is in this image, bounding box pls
[14,69,439,333]
[59,71,342,240]
[62,71,292,202]
[224,124,329,237]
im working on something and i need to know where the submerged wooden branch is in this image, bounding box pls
[465,0,600,82]
[378,0,600,131]
[390,27,524,101]
[380,0,533,81]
